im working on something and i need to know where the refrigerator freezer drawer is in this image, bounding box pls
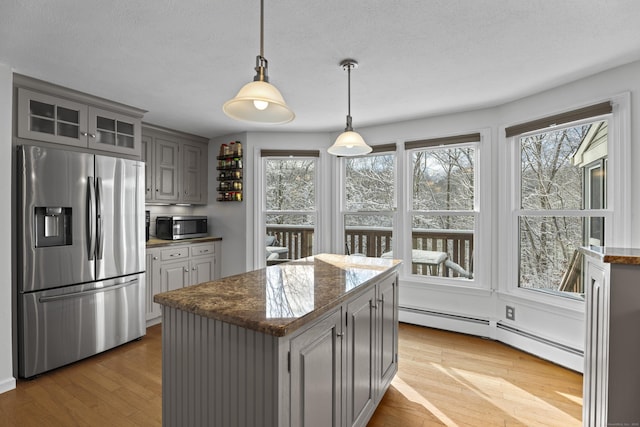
[18,274,146,378]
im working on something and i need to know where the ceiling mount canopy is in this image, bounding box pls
[328,59,372,156]
[223,0,295,124]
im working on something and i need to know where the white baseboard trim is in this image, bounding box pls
[399,306,491,338]
[496,322,583,373]
[146,317,161,328]
[0,376,16,395]
[399,306,584,373]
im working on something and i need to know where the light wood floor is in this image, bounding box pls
[0,323,582,426]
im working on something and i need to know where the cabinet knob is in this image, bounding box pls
[372,304,379,309]
[81,131,88,137]
[89,133,96,138]
[184,267,189,272]
[192,267,196,271]
[336,333,344,338]
[153,256,158,260]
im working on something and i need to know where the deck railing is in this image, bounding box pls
[266,225,315,261]
[266,225,473,278]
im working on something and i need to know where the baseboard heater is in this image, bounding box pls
[399,305,490,326]
[400,306,583,357]
[496,322,583,357]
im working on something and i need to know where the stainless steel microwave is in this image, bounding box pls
[156,216,208,240]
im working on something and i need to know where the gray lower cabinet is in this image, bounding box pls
[162,260,190,292]
[583,252,640,426]
[292,272,397,427]
[145,241,219,326]
[158,269,398,426]
[145,249,163,322]
[344,272,398,427]
[346,285,377,426]
[290,308,344,427]
[377,273,398,390]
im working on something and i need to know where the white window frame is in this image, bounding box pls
[403,132,489,288]
[258,153,320,267]
[501,93,631,308]
[339,148,398,257]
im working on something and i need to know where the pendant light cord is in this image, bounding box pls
[254,0,269,82]
[347,64,351,118]
[345,62,354,131]
[260,0,264,58]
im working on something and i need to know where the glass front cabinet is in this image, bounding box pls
[17,87,142,156]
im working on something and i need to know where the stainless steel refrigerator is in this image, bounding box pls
[17,145,146,378]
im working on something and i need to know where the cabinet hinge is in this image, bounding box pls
[287,351,291,373]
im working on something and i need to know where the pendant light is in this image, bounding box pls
[328,59,372,156]
[223,0,294,124]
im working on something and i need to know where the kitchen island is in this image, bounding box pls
[154,253,401,427]
[580,246,640,426]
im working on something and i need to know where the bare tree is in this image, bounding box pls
[519,125,591,290]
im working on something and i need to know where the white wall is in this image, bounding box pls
[0,62,16,393]
[208,133,249,277]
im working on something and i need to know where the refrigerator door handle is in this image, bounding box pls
[87,176,96,261]
[38,279,138,303]
[96,177,104,260]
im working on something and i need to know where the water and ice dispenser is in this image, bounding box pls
[34,207,72,247]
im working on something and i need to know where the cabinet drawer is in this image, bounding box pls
[191,242,215,257]
[160,246,189,261]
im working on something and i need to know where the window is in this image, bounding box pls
[406,134,479,280]
[342,144,396,257]
[262,150,319,264]
[507,104,611,297]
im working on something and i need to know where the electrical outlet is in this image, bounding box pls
[506,305,515,320]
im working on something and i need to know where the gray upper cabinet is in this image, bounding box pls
[142,124,208,205]
[182,143,206,204]
[87,107,139,155]
[154,138,180,202]
[16,80,144,157]
[141,134,154,201]
[17,88,88,147]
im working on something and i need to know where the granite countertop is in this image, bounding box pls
[154,253,402,337]
[580,246,640,265]
[146,236,222,248]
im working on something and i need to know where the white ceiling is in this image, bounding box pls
[2,0,640,139]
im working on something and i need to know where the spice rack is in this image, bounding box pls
[217,142,243,202]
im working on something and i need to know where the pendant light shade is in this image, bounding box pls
[223,79,294,124]
[328,131,371,156]
[328,59,371,156]
[223,0,294,124]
